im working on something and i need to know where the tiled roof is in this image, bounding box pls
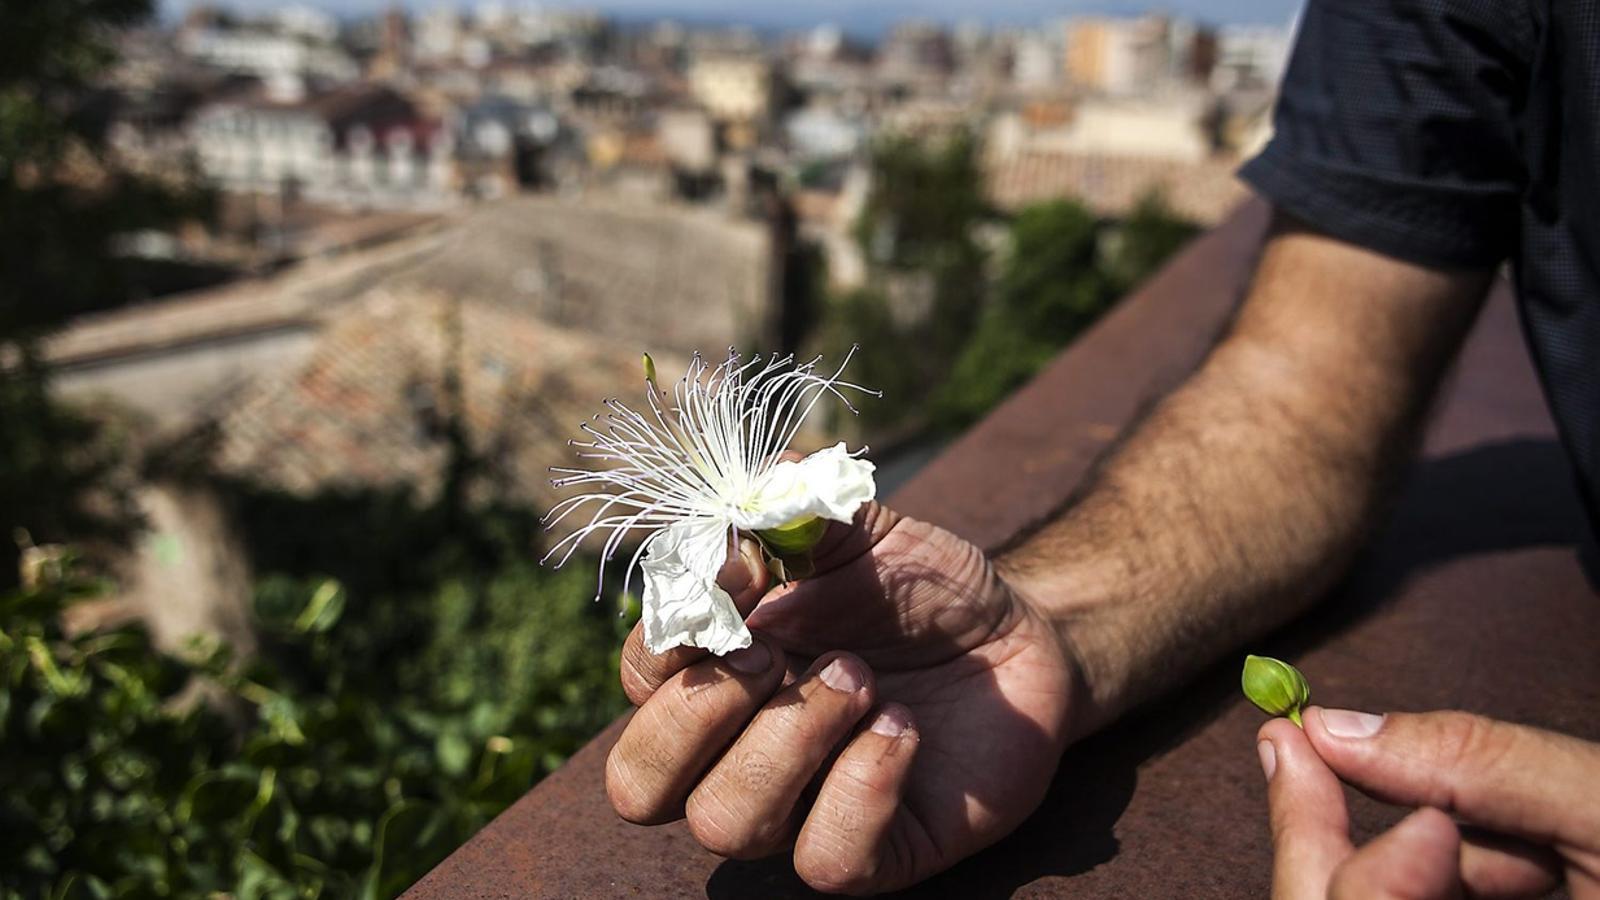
[42,222,445,368]
[985,150,1250,225]
[212,290,678,511]
[383,196,772,356]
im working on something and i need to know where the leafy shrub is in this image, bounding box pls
[0,550,631,898]
[809,132,1200,441]
[930,193,1199,431]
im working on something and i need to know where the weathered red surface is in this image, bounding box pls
[407,200,1600,898]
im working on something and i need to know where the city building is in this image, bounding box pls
[180,19,359,86]
[190,85,455,209]
[415,7,466,64]
[877,21,957,87]
[1212,24,1294,92]
[687,54,773,124]
[1063,15,1174,96]
[1012,32,1064,91]
[989,95,1214,163]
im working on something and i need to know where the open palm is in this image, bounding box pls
[606,503,1080,895]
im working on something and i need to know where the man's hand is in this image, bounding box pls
[602,216,1498,895]
[604,502,1079,895]
[1259,707,1600,899]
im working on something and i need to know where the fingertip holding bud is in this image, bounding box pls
[1242,654,1311,727]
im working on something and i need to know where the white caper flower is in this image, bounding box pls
[544,349,878,656]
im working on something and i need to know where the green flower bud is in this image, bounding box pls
[1242,654,1311,727]
[757,515,827,557]
[642,353,658,386]
[756,515,828,582]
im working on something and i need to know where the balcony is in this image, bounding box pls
[406,200,1600,898]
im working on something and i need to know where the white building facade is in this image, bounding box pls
[191,88,456,210]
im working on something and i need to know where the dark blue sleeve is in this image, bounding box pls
[1240,0,1533,269]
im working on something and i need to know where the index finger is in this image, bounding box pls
[1305,707,1600,851]
[1259,717,1355,900]
[619,537,769,706]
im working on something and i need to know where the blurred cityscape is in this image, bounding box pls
[37,0,1297,694]
[1,1,1294,892]
[59,4,1290,423]
[46,0,1293,546]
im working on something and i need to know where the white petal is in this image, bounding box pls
[737,443,877,530]
[640,518,752,655]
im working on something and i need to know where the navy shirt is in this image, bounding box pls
[1240,0,1600,528]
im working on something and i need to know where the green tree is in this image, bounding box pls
[854,132,987,272]
[933,199,1105,429]
[0,6,638,895]
[1102,191,1200,296]
[818,131,990,434]
[0,0,211,586]
[933,193,1199,431]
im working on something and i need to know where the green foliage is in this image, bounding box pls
[809,133,1199,439]
[932,192,1197,430]
[0,6,628,875]
[932,200,1104,429]
[854,132,988,272]
[0,0,214,340]
[817,133,990,433]
[0,0,211,586]
[0,0,156,89]
[0,547,631,898]
[1102,192,1202,296]
[0,369,140,592]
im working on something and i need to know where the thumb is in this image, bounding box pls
[1257,718,1354,900]
[1329,808,1463,900]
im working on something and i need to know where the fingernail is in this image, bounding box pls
[870,706,912,738]
[1321,708,1385,739]
[725,641,771,674]
[1257,741,1277,780]
[818,657,864,693]
[716,547,755,593]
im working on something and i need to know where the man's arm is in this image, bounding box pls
[1000,216,1496,737]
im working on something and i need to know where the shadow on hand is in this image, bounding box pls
[709,439,1593,899]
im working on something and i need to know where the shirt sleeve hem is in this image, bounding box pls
[1238,144,1515,271]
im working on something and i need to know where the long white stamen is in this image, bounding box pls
[544,349,875,606]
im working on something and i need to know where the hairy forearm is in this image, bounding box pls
[999,222,1492,736]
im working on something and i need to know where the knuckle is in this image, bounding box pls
[605,745,672,824]
[663,674,738,733]
[685,790,770,859]
[619,643,661,706]
[1427,712,1522,811]
[729,746,783,794]
[827,758,894,808]
[1431,713,1519,775]
[1267,807,1298,852]
[775,704,834,748]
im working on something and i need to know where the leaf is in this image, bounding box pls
[178,771,257,825]
[293,580,346,634]
[434,731,471,778]
[363,801,444,900]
